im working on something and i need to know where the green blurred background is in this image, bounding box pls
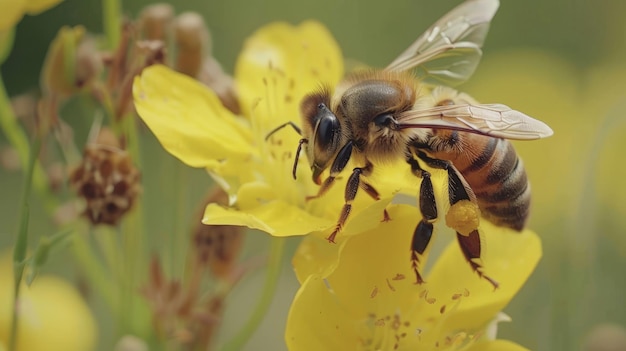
[2,0,626,350]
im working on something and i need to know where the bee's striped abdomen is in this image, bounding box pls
[431,132,530,231]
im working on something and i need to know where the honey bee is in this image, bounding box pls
[267,0,552,288]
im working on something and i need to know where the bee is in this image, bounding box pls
[266,0,553,288]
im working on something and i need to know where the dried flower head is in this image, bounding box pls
[192,187,245,279]
[140,256,227,350]
[69,128,141,225]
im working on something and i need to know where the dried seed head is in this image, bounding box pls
[192,187,244,278]
[138,3,174,41]
[173,12,210,77]
[70,128,141,226]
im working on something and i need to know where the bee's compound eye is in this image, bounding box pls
[315,115,339,149]
[373,113,396,127]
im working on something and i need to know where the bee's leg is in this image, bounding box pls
[406,156,437,284]
[326,165,369,243]
[306,141,353,201]
[359,180,391,222]
[415,151,499,289]
[326,161,378,242]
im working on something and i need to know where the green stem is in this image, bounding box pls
[220,237,286,351]
[0,75,57,212]
[102,0,121,49]
[120,111,149,334]
[9,134,42,351]
[70,228,118,309]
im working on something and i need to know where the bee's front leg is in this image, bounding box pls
[308,143,387,242]
[326,159,379,243]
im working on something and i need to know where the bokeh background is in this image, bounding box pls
[1,0,626,350]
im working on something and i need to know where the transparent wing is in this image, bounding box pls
[385,0,499,86]
[397,104,554,140]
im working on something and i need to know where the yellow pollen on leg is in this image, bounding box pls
[445,200,480,236]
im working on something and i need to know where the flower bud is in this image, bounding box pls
[138,3,174,41]
[199,57,240,114]
[173,12,210,77]
[172,12,240,113]
[41,26,102,96]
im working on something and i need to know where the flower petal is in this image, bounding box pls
[133,65,254,168]
[24,0,63,15]
[203,200,332,237]
[0,0,26,30]
[231,21,345,207]
[289,203,541,350]
[288,205,430,350]
[292,197,398,283]
[235,20,343,119]
[465,339,530,351]
[425,221,542,334]
[285,274,360,351]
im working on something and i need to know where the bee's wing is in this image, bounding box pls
[397,104,554,140]
[385,0,499,86]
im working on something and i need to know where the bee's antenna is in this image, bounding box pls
[292,139,308,180]
[264,121,302,141]
[264,121,306,180]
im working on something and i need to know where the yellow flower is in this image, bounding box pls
[0,251,97,351]
[0,0,63,30]
[288,206,541,350]
[134,21,417,240]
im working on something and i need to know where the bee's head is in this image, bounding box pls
[337,73,416,159]
[300,91,343,184]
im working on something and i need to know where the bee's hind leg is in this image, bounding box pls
[414,151,499,289]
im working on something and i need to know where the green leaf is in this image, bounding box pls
[25,230,73,286]
[0,28,15,65]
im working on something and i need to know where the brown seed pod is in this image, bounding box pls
[192,187,244,279]
[70,129,141,226]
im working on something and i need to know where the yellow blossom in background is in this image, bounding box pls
[0,252,97,351]
[0,0,63,30]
